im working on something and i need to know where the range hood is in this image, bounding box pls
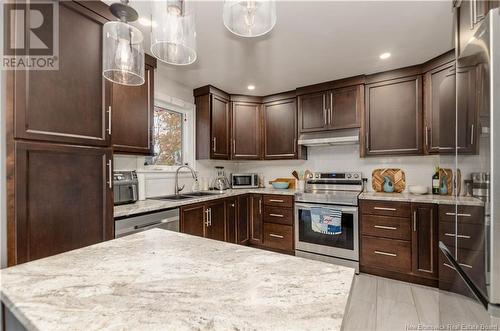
[297,128,360,146]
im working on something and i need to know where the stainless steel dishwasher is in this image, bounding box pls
[114,208,180,238]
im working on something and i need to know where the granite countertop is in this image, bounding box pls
[114,188,298,218]
[0,229,354,331]
[359,192,484,207]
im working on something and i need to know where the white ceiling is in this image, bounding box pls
[126,1,454,96]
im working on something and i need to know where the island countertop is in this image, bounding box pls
[0,229,354,331]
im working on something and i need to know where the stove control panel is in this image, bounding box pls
[311,172,362,181]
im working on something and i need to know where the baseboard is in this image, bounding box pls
[360,265,439,287]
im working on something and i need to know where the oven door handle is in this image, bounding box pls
[295,202,358,213]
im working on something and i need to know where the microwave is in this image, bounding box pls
[230,173,259,189]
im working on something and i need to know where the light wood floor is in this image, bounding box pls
[342,273,497,331]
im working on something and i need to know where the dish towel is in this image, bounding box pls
[310,207,342,235]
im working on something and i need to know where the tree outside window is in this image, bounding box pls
[151,106,183,166]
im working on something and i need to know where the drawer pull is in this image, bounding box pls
[444,233,471,239]
[269,233,284,239]
[269,213,284,218]
[374,250,397,257]
[459,263,473,269]
[374,207,396,211]
[269,199,284,203]
[443,262,455,270]
[445,212,472,217]
[374,225,397,230]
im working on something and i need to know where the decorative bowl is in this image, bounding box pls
[408,185,428,195]
[272,182,290,189]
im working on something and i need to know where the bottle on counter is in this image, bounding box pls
[432,167,440,195]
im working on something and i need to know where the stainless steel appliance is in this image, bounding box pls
[230,173,259,189]
[439,7,500,316]
[113,171,138,205]
[115,208,179,238]
[295,172,362,272]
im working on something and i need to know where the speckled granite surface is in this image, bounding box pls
[0,229,354,331]
[359,192,484,206]
[114,188,297,218]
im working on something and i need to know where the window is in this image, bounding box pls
[151,106,184,166]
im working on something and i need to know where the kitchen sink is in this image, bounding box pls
[150,194,195,201]
[184,191,224,197]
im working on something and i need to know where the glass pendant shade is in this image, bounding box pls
[103,21,145,86]
[223,0,277,37]
[151,0,197,65]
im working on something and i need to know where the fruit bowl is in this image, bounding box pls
[408,185,428,195]
[271,182,290,189]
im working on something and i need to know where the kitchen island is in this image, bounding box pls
[0,229,354,331]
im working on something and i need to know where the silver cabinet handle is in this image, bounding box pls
[444,262,455,270]
[374,250,397,257]
[233,138,236,155]
[323,94,327,125]
[425,126,429,148]
[212,137,216,152]
[259,198,262,214]
[269,199,284,203]
[329,92,333,125]
[374,225,397,230]
[204,209,210,227]
[269,213,284,218]
[470,0,475,29]
[374,207,396,211]
[107,106,112,135]
[208,208,212,226]
[445,212,472,217]
[459,263,472,269]
[470,124,474,146]
[413,211,417,232]
[444,233,472,239]
[107,159,112,189]
[269,233,284,239]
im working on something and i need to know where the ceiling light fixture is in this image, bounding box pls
[223,0,277,37]
[379,52,391,60]
[151,0,197,65]
[247,85,255,90]
[138,17,156,27]
[102,0,145,86]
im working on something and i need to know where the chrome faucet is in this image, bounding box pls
[175,165,198,195]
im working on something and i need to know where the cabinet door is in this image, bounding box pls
[205,200,226,241]
[211,95,231,159]
[180,204,205,237]
[237,195,250,245]
[298,91,329,133]
[263,98,297,159]
[424,61,456,154]
[249,194,263,245]
[13,2,110,147]
[111,65,154,155]
[365,75,423,156]
[225,198,237,244]
[232,102,261,160]
[456,65,478,154]
[411,203,438,279]
[330,85,362,129]
[14,141,113,264]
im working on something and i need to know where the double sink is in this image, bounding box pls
[150,191,224,202]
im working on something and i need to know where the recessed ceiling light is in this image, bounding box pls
[247,85,255,90]
[379,52,391,60]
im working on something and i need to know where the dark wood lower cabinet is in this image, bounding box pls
[411,203,438,279]
[237,195,250,245]
[205,200,226,241]
[225,197,237,244]
[180,204,205,237]
[249,194,263,245]
[13,141,113,264]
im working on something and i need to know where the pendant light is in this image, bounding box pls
[223,0,276,37]
[151,0,197,65]
[103,0,145,86]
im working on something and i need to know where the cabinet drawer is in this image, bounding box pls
[439,248,486,292]
[263,206,293,225]
[263,194,293,208]
[439,205,484,225]
[361,235,411,273]
[360,200,411,218]
[439,221,485,251]
[361,214,411,240]
[263,223,293,252]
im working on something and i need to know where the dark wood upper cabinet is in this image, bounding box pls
[13,2,110,147]
[297,91,329,132]
[249,194,263,245]
[456,64,478,154]
[330,85,363,129]
[365,74,423,156]
[232,102,262,160]
[225,198,238,244]
[262,96,297,159]
[14,141,113,264]
[237,194,250,245]
[180,204,205,237]
[205,200,226,241]
[111,64,155,155]
[194,86,231,160]
[411,203,438,280]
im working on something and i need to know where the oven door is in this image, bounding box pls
[295,202,359,261]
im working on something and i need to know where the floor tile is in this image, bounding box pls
[349,274,378,303]
[342,299,376,331]
[411,284,439,327]
[377,277,414,305]
[376,297,419,331]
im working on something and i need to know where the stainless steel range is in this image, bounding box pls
[295,172,362,272]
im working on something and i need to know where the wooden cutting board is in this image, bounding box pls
[372,168,406,193]
[439,168,459,196]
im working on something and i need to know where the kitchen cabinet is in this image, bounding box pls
[261,194,294,254]
[297,91,329,132]
[14,141,113,264]
[237,194,250,245]
[225,197,238,244]
[262,95,298,159]
[249,194,263,245]
[111,63,155,155]
[456,64,478,154]
[180,204,205,237]
[194,86,231,160]
[13,1,110,147]
[231,101,262,160]
[205,200,226,241]
[364,74,423,156]
[411,203,438,279]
